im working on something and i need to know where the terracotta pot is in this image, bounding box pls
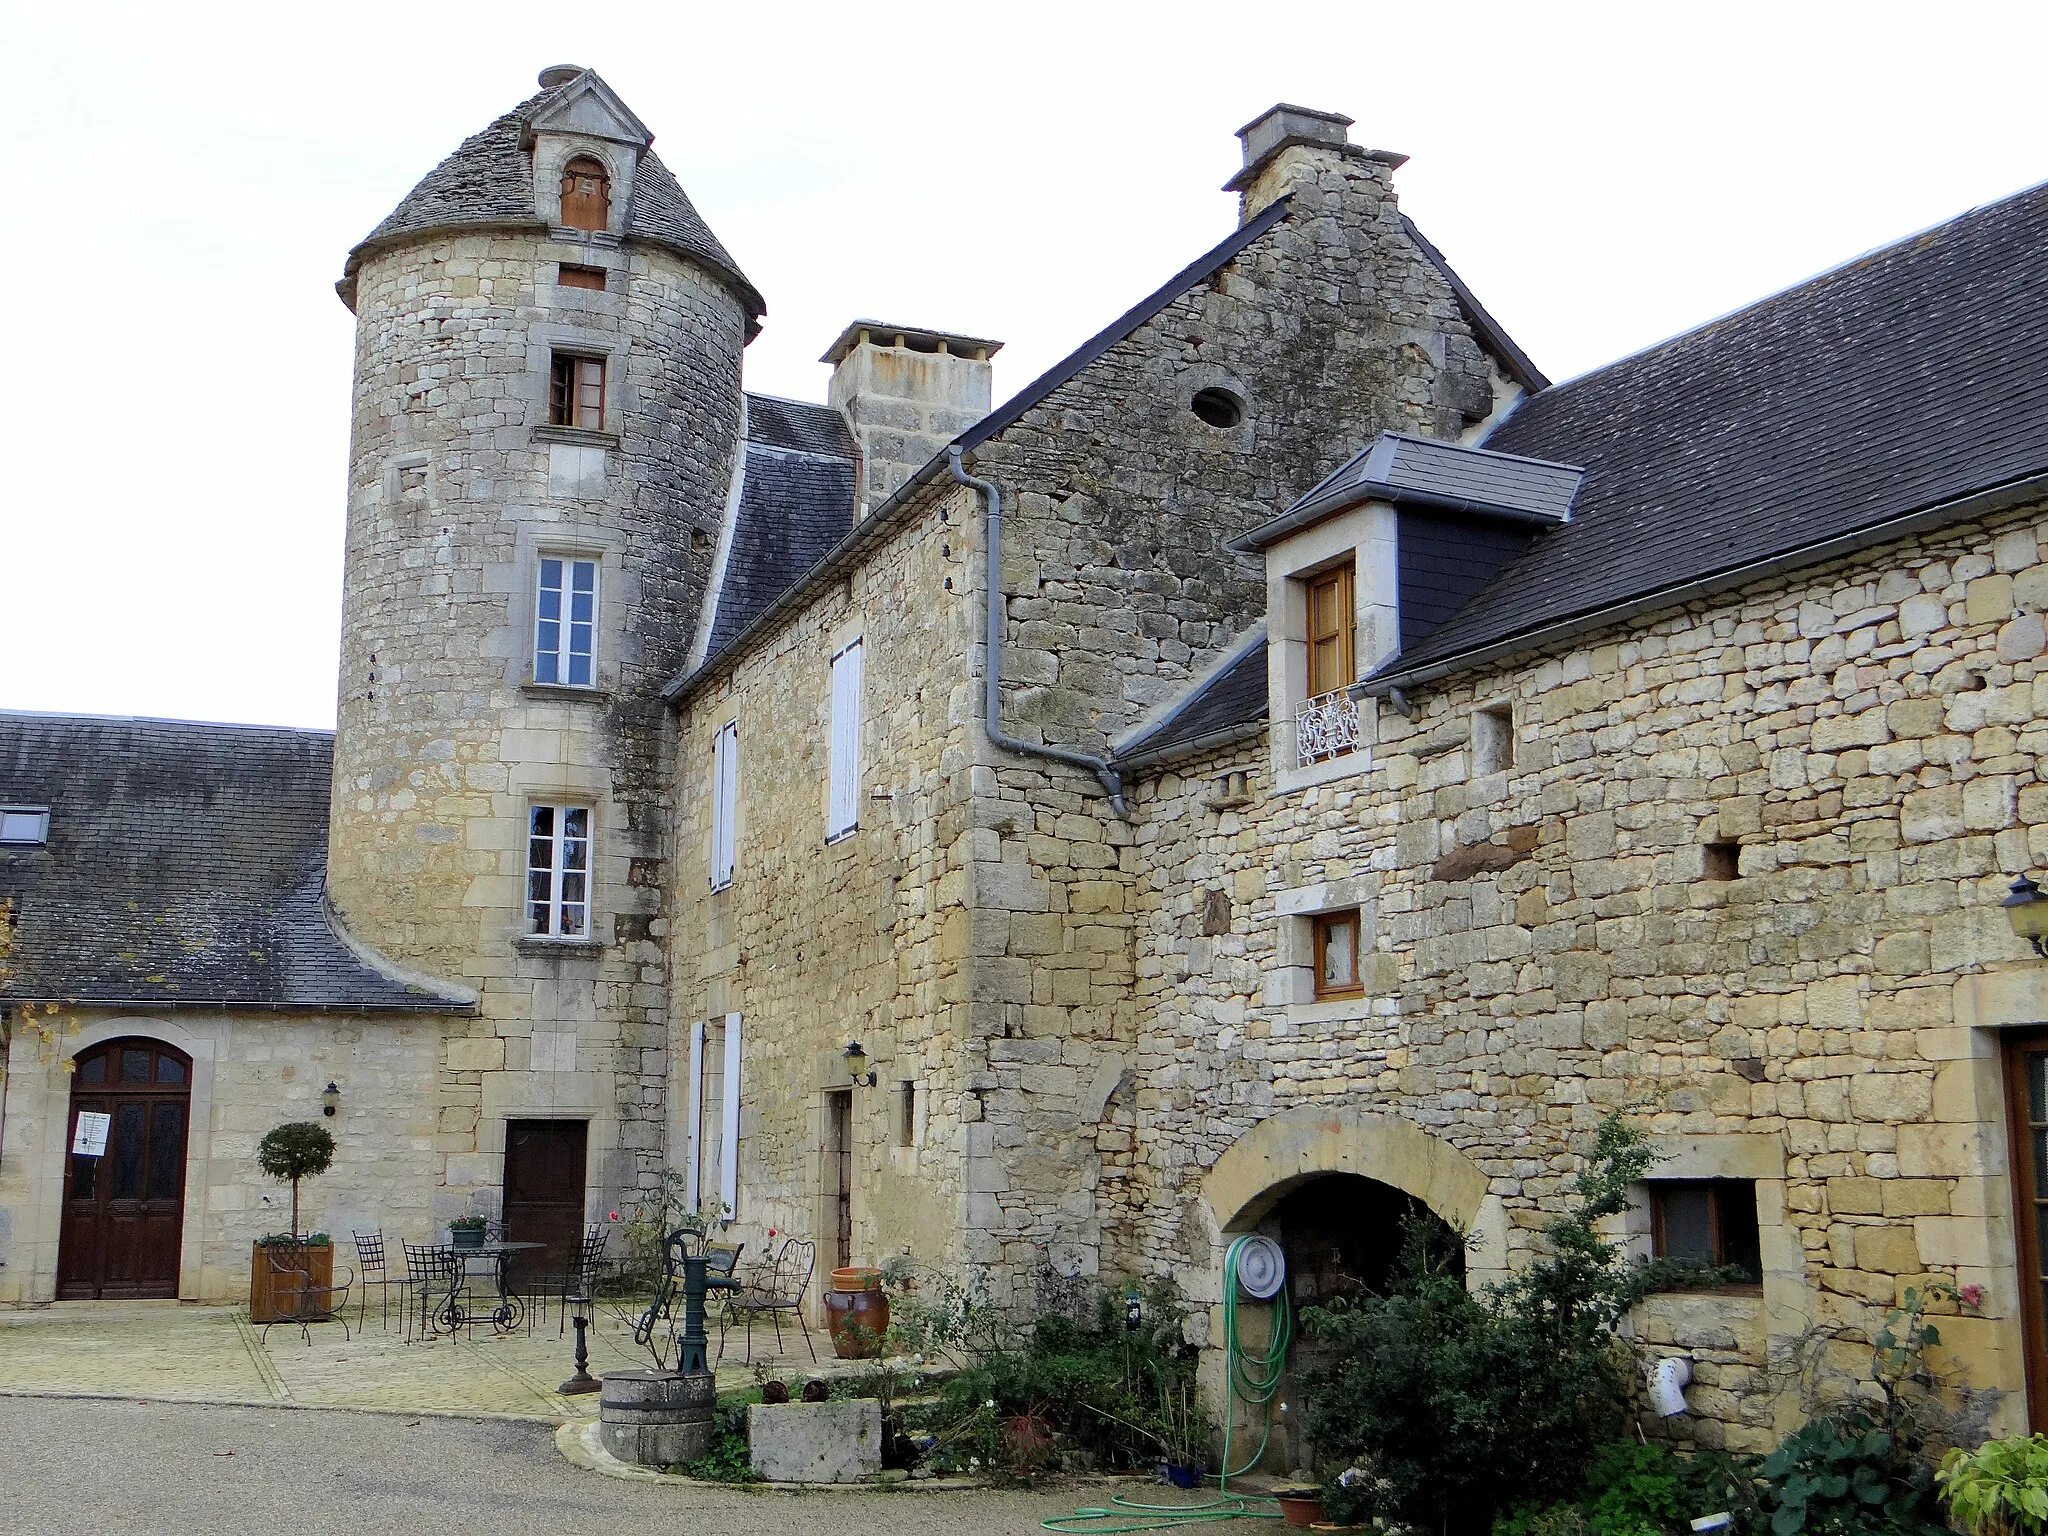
[1275,1495,1326,1529]
[831,1266,882,1291]
[824,1285,891,1358]
[249,1241,334,1323]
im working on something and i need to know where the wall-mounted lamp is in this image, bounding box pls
[321,1081,341,1118]
[1124,1282,1144,1332]
[843,1041,877,1088]
[2005,876,2048,957]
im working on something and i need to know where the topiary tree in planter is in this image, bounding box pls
[257,1121,335,1245]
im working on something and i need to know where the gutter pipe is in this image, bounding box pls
[949,446,1130,818]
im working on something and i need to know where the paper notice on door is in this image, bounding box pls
[72,1111,111,1157]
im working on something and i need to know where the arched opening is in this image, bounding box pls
[559,156,611,231]
[57,1037,192,1299]
[1273,1171,1465,1307]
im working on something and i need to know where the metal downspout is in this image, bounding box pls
[948,446,1130,818]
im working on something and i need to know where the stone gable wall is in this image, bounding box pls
[1120,501,2048,1449]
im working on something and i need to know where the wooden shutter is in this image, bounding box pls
[827,640,863,841]
[710,721,738,890]
[684,1018,706,1211]
[719,1012,742,1213]
[1306,562,1356,699]
[560,157,611,231]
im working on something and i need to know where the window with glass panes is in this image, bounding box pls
[535,557,598,686]
[549,354,605,429]
[1312,909,1363,999]
[527,804,592,938]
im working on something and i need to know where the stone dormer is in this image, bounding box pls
[522,66,653,242]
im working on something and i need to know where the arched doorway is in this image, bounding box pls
[1272,1172,1465,1306]
[57,1037,192,1299]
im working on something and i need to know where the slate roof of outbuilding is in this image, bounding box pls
[1113,636,1271,767]
[1372,178,2048,685]
[0,713,473,1013]
[700,398,861,663]
[337,80,763,322]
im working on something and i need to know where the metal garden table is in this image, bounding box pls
[431,1241,542,1335]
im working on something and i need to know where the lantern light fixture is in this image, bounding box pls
[843,1041,877,1088]
[2004,875,2048,957]
[321,1081,341,1118]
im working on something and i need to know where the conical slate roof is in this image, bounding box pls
[336,77,763,324]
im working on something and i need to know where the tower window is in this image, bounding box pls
[527,804,593,938]
[557,264,607,292]
[1312,909,1363,1000]
[535,557,598,687]
[559,156,611,232]
[550,354,606,430]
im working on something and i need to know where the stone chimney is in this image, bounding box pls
[823,322,1002,512]
[1225,103,1407,224]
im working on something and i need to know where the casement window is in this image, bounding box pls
[1312,908,1363,1000]
[534,557,598,686]
[827,638,864,843]
[1304,560,1357,701]
[1649,1180,1762,1285]
[557,264,606,291]
[0,805,49,846]
[559,156,611,231]
[549,353,606,430]
[526,804,592,938]
[709,720,739,892]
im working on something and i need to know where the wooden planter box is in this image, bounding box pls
[249,1242,334,1323]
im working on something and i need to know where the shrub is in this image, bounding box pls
[1496,1442,1758,1536]
[255,1121,334,1242]
[1939,1433,2048,1535]
[1301,1115,1678,1536]
[677,1393,759,1483]
[1755,1412,1946,1536]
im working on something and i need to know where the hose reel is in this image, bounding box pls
[1229,1233,1286,1299]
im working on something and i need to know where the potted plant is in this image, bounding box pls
[250,1121,336,1321]
[449,1214,489,1250]
[1153,1378,1212,1490]
[1272,1485,1327,1529]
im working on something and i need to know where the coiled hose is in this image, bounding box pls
[1041,1237,1293,1533]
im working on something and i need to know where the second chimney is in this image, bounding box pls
[823,322,1002,513]
[1225,103,1406,223]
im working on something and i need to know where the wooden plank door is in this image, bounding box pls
[502,1119,588,1289]
[57,1039,191,1300]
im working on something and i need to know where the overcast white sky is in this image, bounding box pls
[8,0,2047,729]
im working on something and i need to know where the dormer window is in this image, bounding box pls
[1296,559,1361,765]
[560,156,611,231]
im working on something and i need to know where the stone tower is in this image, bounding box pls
[326,67,762,1219]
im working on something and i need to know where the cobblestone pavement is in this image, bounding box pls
[0,1396,1143,1536]
[0,1297,849,1420]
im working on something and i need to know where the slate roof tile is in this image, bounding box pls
[1115,637,1270,766]
[0,713,471,1013]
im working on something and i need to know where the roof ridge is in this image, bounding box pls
[0,707,333,736]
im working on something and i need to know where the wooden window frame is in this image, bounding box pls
[549,353,606,430]
[1311,909,1364,1001]
[1304,559,1357,701]
[1647,1179,1763,1290]
[559,156,611,232]
[534,555,599,687]
[557,264,607,292]
[2005,1028,2048,1428]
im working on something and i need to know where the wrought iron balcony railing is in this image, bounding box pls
[1295,688,1362,767]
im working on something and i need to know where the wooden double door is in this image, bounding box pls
[57,1038,191,1299]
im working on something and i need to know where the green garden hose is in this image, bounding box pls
[1042,1238,1294,1532]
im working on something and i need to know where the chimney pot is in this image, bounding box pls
[538,64,587,88]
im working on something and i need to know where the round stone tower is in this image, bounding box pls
[326,67,762,1217]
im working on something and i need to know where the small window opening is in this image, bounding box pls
[550,353,606,430]
[1703,842,1740,881]
[1472,703,1515,775]
[898,1081,917,1148]
[559,156,611,232]
[1190,387,1245,429]
[1649,1179,1762,1286]
[1312,909,1363,1000]
[0,806,50,846]
[558,264,607,292]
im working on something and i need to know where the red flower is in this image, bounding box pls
[1961,1283,1985,1308]
[608,1210,620,1222]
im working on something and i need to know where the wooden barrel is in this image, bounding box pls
[596,1369,717,1467]
[824,1287,890,1358]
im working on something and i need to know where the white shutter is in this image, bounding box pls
[719,1011,742,1214]
[827,639,863,841]
[684,1017,706,1211]
[710,721,738,890]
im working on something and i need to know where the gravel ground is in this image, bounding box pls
[0,1396,1203,1535]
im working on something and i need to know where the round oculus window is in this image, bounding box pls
[1190,386,1246,429]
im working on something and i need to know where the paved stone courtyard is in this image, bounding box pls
[0,1298,842,1420]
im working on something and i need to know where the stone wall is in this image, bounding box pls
[1119,500,2048,1447]
[324,228,748,1219]
[0,1010,443,1303]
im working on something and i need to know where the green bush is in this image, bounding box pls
[1755,1412,1946,1536]
[1939,1432,2048,1535]
[677,1393,761,1483]
[1301,1116,1681,1536]
[1496,1442,1758,1536]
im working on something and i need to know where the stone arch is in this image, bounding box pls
[1203,1104,1506,1280]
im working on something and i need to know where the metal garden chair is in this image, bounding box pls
[351,1230,400,1332]
[718,1236,816,1364]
